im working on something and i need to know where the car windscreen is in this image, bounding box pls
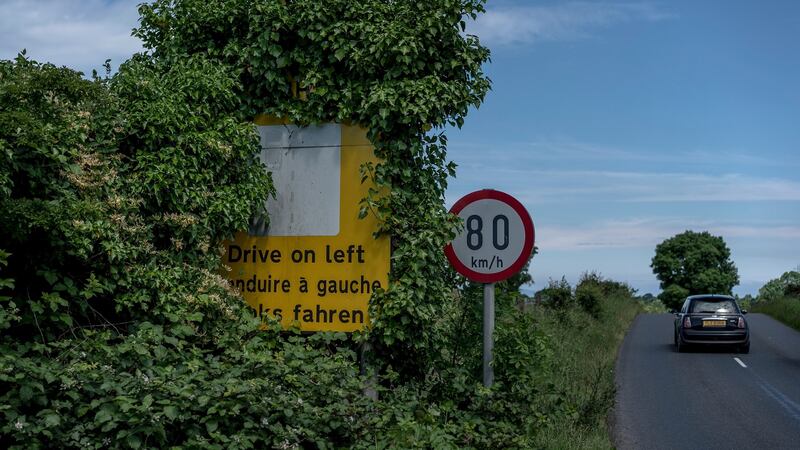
[689,299,739,314]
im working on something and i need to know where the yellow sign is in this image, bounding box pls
[224,117,390,332]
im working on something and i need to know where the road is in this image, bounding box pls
[613,313,800,450]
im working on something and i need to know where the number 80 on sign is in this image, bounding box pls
[445,190,535,283]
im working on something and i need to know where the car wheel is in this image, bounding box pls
[739,342,750,354]
[675,333,686,353]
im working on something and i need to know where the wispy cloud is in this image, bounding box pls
[450,135,800,206]
[0,0,143,75]
[538,218,800,251]
[452,138,800,169]
[469,1,674,46]
[450,166,800,205]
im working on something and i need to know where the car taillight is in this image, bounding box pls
[738,317,746,329]
[683,316,692,328]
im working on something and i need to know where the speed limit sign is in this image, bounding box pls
[445,190,535,283]
[445,189,534,388]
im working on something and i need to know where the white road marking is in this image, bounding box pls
[734,357,747,368]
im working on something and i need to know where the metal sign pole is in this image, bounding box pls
[445,190,534,389]
[483,282,495,388]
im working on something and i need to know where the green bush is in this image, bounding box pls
[0,55,353,448]
[575,271,638,318]
[659,284,690,312]
[537,277,574,309]
[576,282,603,318]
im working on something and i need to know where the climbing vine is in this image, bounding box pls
[136,0,492,372]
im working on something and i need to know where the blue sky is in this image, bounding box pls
[2,0,798,295]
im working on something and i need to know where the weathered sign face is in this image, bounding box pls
[224,117,390,332]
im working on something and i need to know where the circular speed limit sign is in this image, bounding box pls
[445,190,535,283]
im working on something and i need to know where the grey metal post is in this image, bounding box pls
[483,283,495,387]
[360,341,378,400]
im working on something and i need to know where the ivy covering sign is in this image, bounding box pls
[225,117,389,331]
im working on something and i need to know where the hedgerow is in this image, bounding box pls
[2,1,641,448]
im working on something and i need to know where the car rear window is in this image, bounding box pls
[689,299,739,314]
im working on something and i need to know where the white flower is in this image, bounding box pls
[261,417,269,426]
[14,419,23,430]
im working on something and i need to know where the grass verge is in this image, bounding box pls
[528,293,641,448]
[752,296,800,331]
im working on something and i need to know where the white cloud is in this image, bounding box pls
[469,1,673,46]
[449,134,800,205]
[450,163,800,204]
[452,138,799,169]
[0,0,143,75]
[537,218,800,251]
[519,170,800,203]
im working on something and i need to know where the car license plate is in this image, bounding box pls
[704,320,725,327]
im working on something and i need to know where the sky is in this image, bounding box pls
[2,0,798,295]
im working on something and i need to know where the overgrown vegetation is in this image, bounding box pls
[1,1,643,447]
[528,277,641,448]
[752,269,800,331]
[134,0,492,375]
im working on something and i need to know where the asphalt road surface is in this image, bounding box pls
[613,313,800,450]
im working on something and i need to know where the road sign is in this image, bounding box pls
[223,116,390,332]
[445,189,535,283]
[445,189,534,388]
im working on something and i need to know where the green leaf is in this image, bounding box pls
[163,405,178,420]
[44,413,61,427]
[95,408,112,423]
[206,419,218,433]
[127,434,142,449]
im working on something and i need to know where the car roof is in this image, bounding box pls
[686,294,736,301]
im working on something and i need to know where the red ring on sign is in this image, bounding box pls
[444,189,535,283]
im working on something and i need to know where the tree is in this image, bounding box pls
[651,231,739,310]
[758,270,800,302]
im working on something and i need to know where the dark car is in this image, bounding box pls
[673,294,750,353]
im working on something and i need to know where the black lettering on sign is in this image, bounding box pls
[291,249,316,263]
[232,275,291,293]
[315,276,382,297]
[228,245,281,263]
[325,245,366,263]
[292,304,365,324]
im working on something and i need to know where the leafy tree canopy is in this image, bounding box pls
[758,270,800,302]
[651,230,739,310]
